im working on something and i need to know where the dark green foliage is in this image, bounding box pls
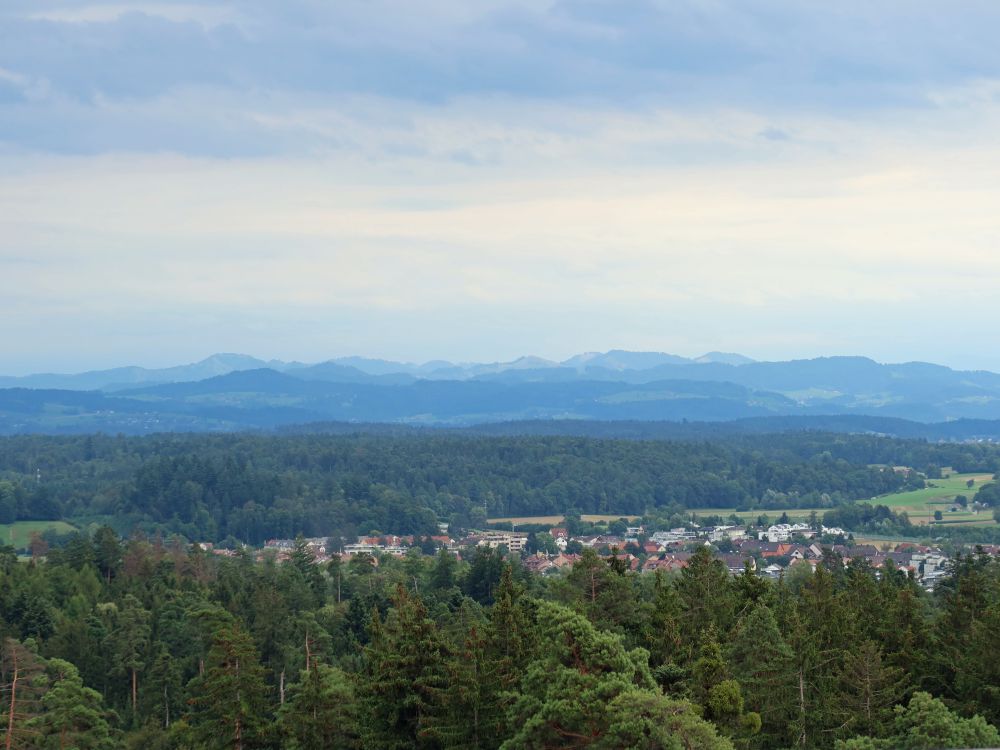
[277,663,360,749]
[359,586,448,749]
[2,431,985,543]
[185,623,270,749]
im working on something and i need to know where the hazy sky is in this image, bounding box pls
[3,1,1000,374]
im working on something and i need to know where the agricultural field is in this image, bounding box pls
[873,471,996,526]
[487,472,998,531]
[0,520,77,549]
[686,508,825,523]
[487,514,642,526]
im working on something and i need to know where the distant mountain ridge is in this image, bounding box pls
[4,351,1000,434]
[0,349,757,390]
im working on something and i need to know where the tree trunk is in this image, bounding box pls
[279,669,285,706]
[5,646,17,750]
[797,668,807,747]
[131,667,138,712]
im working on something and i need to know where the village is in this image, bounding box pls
[203,518,975,592]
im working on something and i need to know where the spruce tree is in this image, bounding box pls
[360,585,448,749]
[832,639,907,740]
[185,623,270,750]
[277,663,360,750]
[731,604,797,748]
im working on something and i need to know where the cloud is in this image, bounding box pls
[3,1,1000,156]
[4,1,1000,370]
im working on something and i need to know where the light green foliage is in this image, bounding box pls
[836,691,1000,750]
[602,690,735,750]
[27,658,119,749]
[502,601,662,748]
[555,547,638,636]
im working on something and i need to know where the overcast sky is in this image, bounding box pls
[3,1,1000,374]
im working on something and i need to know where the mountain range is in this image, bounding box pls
[3,351,1000,436]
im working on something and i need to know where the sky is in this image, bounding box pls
[3,1,1000,374]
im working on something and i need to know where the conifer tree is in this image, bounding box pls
[143,646,182,731]
[954,602,1000,725]
[732,603,797,748]
[502,601,657,748]
[1,638,46,750]
[644,571,681,674]
[27,658,118,750]
[277,663,360,750]
[424,613,502,749]
[601,690,734,750]
[360,585,447,749]
[836,691,1000,750]
[689,628,760,742]
[289,537,326,608]
[676,546,734,656]
[111,594,151,716]
[186,623,270,750]
[831,639,907,740]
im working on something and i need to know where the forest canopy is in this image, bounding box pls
[0,432,996,543]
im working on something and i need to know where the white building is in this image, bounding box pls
[479,531,529,553]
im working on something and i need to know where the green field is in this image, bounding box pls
[871,472,995,525]
[0,520,77,549]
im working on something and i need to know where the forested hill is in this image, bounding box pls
[2,432,998,544]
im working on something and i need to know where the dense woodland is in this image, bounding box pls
[3,432,999,544]
[4,533,1000,748]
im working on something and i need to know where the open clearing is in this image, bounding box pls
[0,520,77,549]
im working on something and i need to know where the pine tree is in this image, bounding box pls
[111,595,151,717]
[27,658,118,750]
[501,601,657,748]
[836,692,1000,750]
[1,638,46,750]
[601,690,734,750]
